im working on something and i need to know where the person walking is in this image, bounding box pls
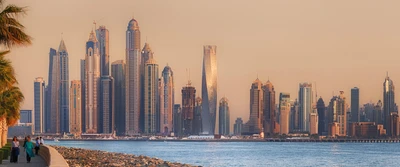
[40,137,44,145]
[10,136,20,163]
[25,136,35,163]
[34,137,40,155]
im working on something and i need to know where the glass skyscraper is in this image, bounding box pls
[34,77,45,134]
[219,97,230,135]
[47,48,60,133]
[70,80,82,136]
[59,39,70,133]
[351,87,360,122]
[96,25,110,76]
[160,65,174,134]
[112,60,125,136]
[279,93,290,135]
[201,45,217,135]
[144,57,159,134]
[383,74,395,134]
[182,82,196,135]
[298,83,313,132]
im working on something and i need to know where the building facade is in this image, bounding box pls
[96,25,110,76]
[310,112,318,135]
[111,60,125,136]
[173,104,182,136]
[383,75,396,133]
[160,66,174,135]
[182,82,196,135]
[47,48,60,133]
[100,76,114,133]
[219,97,230,135]
[193,97,203,135]
[328,91,347,137]
[263,81,276,135]
[201,45,218,135]
[69,80,82,136]
[316,97,326,135]
[59,39,70,133]
[144,58,159,134]
[243,78,263,135]
[80,59,86,133]
[351,87,360,122]
[234,118,244,135]
[298,83,313,132]
[34,77,45,134]
[20,110,32,123]
[279,93,290,135]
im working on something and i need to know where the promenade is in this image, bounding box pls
[1,150,46,167]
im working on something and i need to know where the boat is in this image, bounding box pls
[54,138,59,142]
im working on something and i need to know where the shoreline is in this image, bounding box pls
[52,145,198,167]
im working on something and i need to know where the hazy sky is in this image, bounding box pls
[7,0,400,125]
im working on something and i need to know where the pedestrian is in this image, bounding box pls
[10,136,20,163]
[40,136,44,145]
[25,136,35,163]
[22,136,27,150]
[34,137,40,155]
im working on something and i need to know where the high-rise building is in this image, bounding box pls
[317,97,326,135]
[141,43,152,132]
[100,76,114,134]
[47,48,60,133]
[96,25,110,76]
[69,80,82,136]
[328,91,347,137]
[182,81,196,135]
[383,74,395,132]
[144,57,159,134]
[219,97,230,135]
[201,45,217,135]
[298,83,313,132]
[243,78,263,135]
[279,93,290,135]
[388,113,399,137]
[34,77,45,134]
[125,18,141,135]
[20,110,32,123]
[85,30,100,134]
[193,97,203,135]
[310,112,318,135]
[59,39,70,133]
[173,104,182,136]
[351,87,360,122]
[290,100,299,133]
[234,118,244,135]
[160,65,174,135]
[263,80,276,135]
[111,60,125,136]
[80,59,86,133]
[373,101,383,125]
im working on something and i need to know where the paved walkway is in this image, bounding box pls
[1,149,46,167]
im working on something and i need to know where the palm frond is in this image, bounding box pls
[0,86,24,126]
[0,3,31,48]
[0,53,16,91]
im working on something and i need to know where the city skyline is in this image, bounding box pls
[9,0,400,131]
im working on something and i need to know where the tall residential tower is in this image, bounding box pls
[59,39,70,133]
[34,77,45,134]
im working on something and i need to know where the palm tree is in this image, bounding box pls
[0,86,23,146]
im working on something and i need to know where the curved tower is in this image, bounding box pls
[125,18,141,135]
[160,65,174,134]
[201,45,217,135]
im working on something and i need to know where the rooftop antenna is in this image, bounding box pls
[93,20,97,30]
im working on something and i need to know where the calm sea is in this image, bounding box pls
[47,141,400,167]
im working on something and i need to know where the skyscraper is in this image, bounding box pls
[144,57,159,134]
[160,65,174,135]
[70,80,82,136]
[111,60,125,136]
[298,83,313,132]
[351,87,360,122]
[20,110,32,123]
[34,77,45,134]
[263,80,276,135]
[173,104,182,136]
[125,18,141,135]
[141,43,152,132]
[193,97,203,135]
[373,100,383,125]
[243,78,263,135]
[234,118,243,135]
[85,30,100,134]
[59,39,70,133]
[80,59,86,133]
[310,113,318,135]
[219,97,230,135]
[290,100,299,132]
[279,93,290,135]
[100,76,114,133]
[317,97,326,135]
[201,45,217,135]
[383,74,395,132]
[182,81,196,135]
[96,25,110,76]
[47,48,60,133]
[328,91,347,137]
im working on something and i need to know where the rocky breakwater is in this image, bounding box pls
[51,145,198,167]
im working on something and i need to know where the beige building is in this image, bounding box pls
[263,81,276,136]
[70,80,82,136]
[243,78,264,135]
[328,91,347,137]
[309,113,318,135]
[279,93,290,135]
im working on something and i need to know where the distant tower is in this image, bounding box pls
[34,77,45,134]
[351,87,360,122]
[59,39,70,133]
[111,60,126,136]
[99,76,114,133]
[298,83,313,132]
[317,97,326,135]
[96,26,110,76]
[47,48,60,133]
[80,59,86,133]
[160,65,174,135]
[263,80,276,136]
[144,57,159,134]
[279,93,290,135]
[219,97,230,135]
[125,18,141,135]
[328,91,347,137]
[234,118,244,135]
[243,78,263,135]
[69,80,82,136]
[182,81,196,135]
[85,30,100,134]
[290,100,299,132]
[201,45,218,135]
[383,74,395,133]
[173,104,182,136]
[193,97,203,135]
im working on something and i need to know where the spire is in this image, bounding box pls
[88,30,97,42]
[58,39,67,52]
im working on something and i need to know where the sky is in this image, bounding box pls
[6,0,400,127]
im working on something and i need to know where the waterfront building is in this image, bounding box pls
[349,122,383,138]
[173,104,182,136]
[263,80,276,136]
[34,77,45,134]
[182,81,196,135]
[351,87,360,122]
[80,59,86,133]
[96,25,110,76]
[193,97,203,135]
[141,43,152,131]
[219,97,230,135]
[20,110,32,123]
[144,57,159,134]
[316,97,326,135]
[111,60,125,136]
[201,45,218,135]
[363,103,375,122]
[47,48,60,133]
[125,18,141,135]
[234,118,244,135]
[160,65,174,135]
[388,113,399,137]
[373,101,383,125]
[309,113,318,135]
[328,91,347,137]
[100,76,114,133]
[279,93,290,135]
[59,39,70,133]
[243,78,263,135]
[290,100,299,133]
[70,80,82,136]
[298,83,313,133]
[85,30,100,134]
[383,74,396,133]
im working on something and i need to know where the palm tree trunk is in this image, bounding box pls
[1,117,7,147]
[0,117,3,148]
